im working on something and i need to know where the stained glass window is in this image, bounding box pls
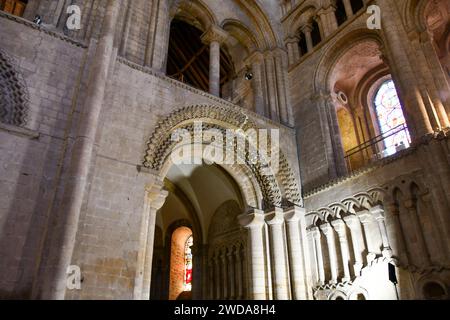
[374,79,410,156]
[184,236,193,291]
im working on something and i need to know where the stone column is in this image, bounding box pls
[214,253,222,299]
[201,26,228,97]
[285,37,300,65]
[208,260,214,299]
[420,31,450,115]
[384,203,408,265]
[375,0,433,139]
[119,0,133,57]
[274,49,290,125]
[265,208,290,300]
[343,215,365,276]
[370,206,393,258]
[245,51,266,116]
[320,223,339,284]
[221,250,229,299]
[141,188,169,300]
[342,0,353,18]
[238,210,267,300]
[227,248,236,299]
[310,227,325,285]
[317,5,338,37]
[301,24,314,53]
[284,207,309,300]
[235,246,244,300]
[356,210,381,263]
[331,219,351,281]
[37,0,121,300]
[264,51,280,122]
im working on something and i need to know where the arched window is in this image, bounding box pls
[311,20,322,47]
[335,0,348,26]
[184,235,193,291]
[373,79,410,156]
[0,0,27,17]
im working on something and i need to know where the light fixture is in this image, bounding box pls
[33,15,42,25]
[244,67,253,81]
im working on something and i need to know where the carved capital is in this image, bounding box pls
[369,205,385,221]
[330,219,347,235]
[265,207,285,226]
[201,25,228,45]
[238,209,265,229]
[284,206,305,223]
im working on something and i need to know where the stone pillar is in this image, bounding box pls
[342,0,353,18]
[301,24,314,53]
[310,227,325,285]
[235,246,244,300]
[201,26,228,97]
[141,188,169,300]
[375,0,433,139]
[208,260,214,299]
[238,210,267,300]
[284,207,309,299]
[356,210,380,263]
[245,51,266,116]
[119,0,132,57]
[214,253,221,299]
[221,250,229,299]
[227,248,236,299]
[343,215,365,276]
[370,206,393,258]
[320,223,339,284]
[331,219,351,281]
[265,208,290,300]
[264,51,280,122]
[285,37,300,65]
[420,31,450,115]
[274,49,290,125]
[37,0,121,300]
[317,5,338,37]
[384,203,409,265]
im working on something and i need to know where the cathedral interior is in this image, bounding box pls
[0,0,449,300]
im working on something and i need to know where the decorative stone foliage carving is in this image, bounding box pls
[0,50,29,126]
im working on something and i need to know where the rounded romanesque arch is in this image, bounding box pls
[313,27,385,94]
[170,0,218,31]
[0,50,29,127]
[142,104,302,209]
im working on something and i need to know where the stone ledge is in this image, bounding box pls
[0,11,87,48]
[0,122,40,139]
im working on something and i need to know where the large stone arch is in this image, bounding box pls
[313,27,385,94]
[401,0,430,33]
[221,19,260,53]
[170,0,218,31]
[142,104,302,209]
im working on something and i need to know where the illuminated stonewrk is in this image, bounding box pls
[0,0,449,301]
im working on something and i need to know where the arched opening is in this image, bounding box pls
[372,79,410,157]
[0,0,27,17]
[335,0,348,26]
[166,19,234,96]
[423,281,447,300]
[150,162,248,300]
[169,226,193,300]
[327,39,408,172]
[311,20,322,47]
